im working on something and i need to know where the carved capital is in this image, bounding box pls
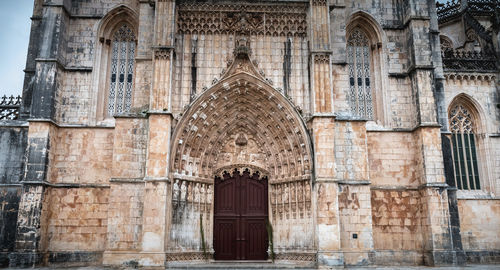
[313,53,330,64]
[312,0,327,6]
[154,48,172,60]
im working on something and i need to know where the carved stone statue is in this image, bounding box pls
[283,183,289,204]
[173,179,180,201]
[180,181,187,202]
[194,183,200,203]
[290,182,297,203]
[305,182,311,201]
[187,182,193,203]
[200,184,206,204]
[207,185,213,204]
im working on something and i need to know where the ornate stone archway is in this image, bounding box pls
[167,40,316,262]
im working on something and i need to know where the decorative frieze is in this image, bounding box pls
[214,164,270,180]
[177,2,307,37]
[166,251,212,261]
[275,252,316,261]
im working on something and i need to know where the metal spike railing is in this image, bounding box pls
[441,48,497,72]
[0,95,22,120]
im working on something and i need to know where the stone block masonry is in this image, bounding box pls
[1,0,499,268]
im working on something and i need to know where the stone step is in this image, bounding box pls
[166,261,316,269]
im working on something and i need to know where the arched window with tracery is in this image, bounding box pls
[347,28,373,119]
[449,103,481,190]
[440,35,453,51]
[107,24,136,116]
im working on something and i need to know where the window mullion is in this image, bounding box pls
[467,133,477,190]
[460,132,470,190]
[450,134,459,188]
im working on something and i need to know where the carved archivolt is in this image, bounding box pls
[170,72,312,182]
[177,2,307,37]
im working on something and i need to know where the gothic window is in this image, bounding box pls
[347,28,373,119]
[440,35,453,51]
[107,24,136,116]
[449,103,481,190]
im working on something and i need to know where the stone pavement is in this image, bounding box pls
[2,265,500,270]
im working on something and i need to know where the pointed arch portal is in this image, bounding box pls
[168,51,315,261]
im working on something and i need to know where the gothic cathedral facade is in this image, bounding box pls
[0,0,499,268]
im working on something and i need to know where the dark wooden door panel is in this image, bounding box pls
[214,170,268,260]
[214,219,237,260]
[243,218,268,260]
[215,180,237,215]
[245,180,267,216]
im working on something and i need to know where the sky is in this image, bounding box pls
[0,1,32,96]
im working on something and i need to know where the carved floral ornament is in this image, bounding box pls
[176,2,307,37]
[214,164,270,180]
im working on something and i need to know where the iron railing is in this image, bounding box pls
[441,49,497,72]
[0,95,22,120]
[437,0,498,23]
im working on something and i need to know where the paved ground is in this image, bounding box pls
[2,265,500,270]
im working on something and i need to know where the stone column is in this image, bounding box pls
[404,0,456,265]
[103,117,147,266]
[313,116,343,266]
[9,122,57,267]
[309,0,342,266]
[9,0,69,266]
[141,113,172,266]
[137,0,176,266]
[334,121,374,266]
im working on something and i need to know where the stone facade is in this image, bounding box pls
[0,0,499,268]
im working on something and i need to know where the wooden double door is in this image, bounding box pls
[214,170,268,260]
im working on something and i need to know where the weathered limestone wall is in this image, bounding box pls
[172,2,310,115]
[0,126,26,265]
[0,187,22,266]
[42,188,109,265]
[338,185,373,266]
[0,127,28,184]
[334,121,368,181]
[173,35,309,114]
[106,183,144,251]
[371,189,423,265]
[111,118,147,179]
[458,199,500,263]
[5,0,498,268]
[367,132,418,187]
[50,128,114,184]
[56,71,92,124]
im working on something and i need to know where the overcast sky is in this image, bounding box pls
[0,0,450,97]
[0,1,32,96]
